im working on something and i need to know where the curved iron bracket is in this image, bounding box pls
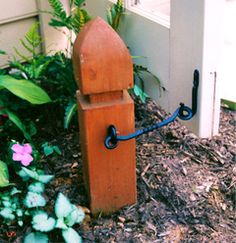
[105,69,199,149]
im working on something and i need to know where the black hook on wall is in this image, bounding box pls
[104,69,200,149]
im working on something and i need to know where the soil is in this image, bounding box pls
[0,96,235,242]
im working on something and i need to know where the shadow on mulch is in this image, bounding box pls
[0,96,235,242]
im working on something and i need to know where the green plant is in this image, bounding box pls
[46,0,163,127]
[107,0,125,31]
[0,25,57,144]
[23,192,85,243]
[46,0,92,129]
[42,142,62,156]
[0,142,84,243]
[0,143,54,228]
[24,232,49,243]
[0,75,51,140]
[133,63,162,103]
[221,99,236,111]
[0,75,51,105]
[0,160,11,187]
[48,0,91,34]
[9,23,53,82]
[64,100,77,129]
[0,187,23,226]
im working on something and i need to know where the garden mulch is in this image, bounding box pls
[1,96,235,242]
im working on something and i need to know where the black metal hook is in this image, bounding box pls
[192,69,199,116]
[104,69,200,149]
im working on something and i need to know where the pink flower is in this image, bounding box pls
[11,143,33,166]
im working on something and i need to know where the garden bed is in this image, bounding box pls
[1,96,235,242]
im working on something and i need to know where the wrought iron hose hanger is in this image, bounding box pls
[105,70,199,149]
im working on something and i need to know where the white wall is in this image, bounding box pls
[0,0,70,68]
[37,0,70,54]
[85,0,224,137]
[219,0,236,103]
[0,0,39,67]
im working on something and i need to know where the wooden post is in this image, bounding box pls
[73,17,136,215]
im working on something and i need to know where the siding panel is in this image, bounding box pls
[0,0,37,24]
[0,17,40,67]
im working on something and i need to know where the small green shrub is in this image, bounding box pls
[0,143,85,242]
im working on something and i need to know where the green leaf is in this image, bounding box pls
[0,208,15,220]
[74,0,85,7]
[133,84,148,103]
[21,167,54,184]
[20,39,34,54]
[42,142,62,156]
[28,121,37,137]
[2,200,11,208]
[48,0,68,21]
[13,47,31,63]
[131,55,145,59]
[24,192,46,208]
[28,182,45,193]
[17,169,30,181]
[53,145,62,155]
[0,75,51,104]
[38,174,54,183]
[43,145,54,156]
[10,187,22,195]
[16,209,23,217]
[32,211,56,232]
[55,193,73,218]
[55,217,68,229]
[65,205,85,226]
[49,18,67,27]
[24,22,41,47]
[221,99,236,111]
[0,50,6,55]
[24,232,49,243]
[64,101,77,129]
[18,220,24,226]
[3,109,31,141]
[0,195,10,201]
[34,61,51,79]
[106,0,124,31]
[0,161,10,187]
[62,228,82,243]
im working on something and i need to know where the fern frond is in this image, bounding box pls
[49,18,67,28]
[24,22,41,48]
[49,0,67,21]
[71,9,90,33]
[13,47,30,63]
[34,60,53,79]
[74,0,85,7]
[106,0,125,31]
[116,0,124,10]
[20,40,34,54]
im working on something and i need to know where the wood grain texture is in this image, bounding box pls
[74,17,136,214]
[77,91,136,214]
[73,17,133,95]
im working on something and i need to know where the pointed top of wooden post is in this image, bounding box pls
[73,17,133,95]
